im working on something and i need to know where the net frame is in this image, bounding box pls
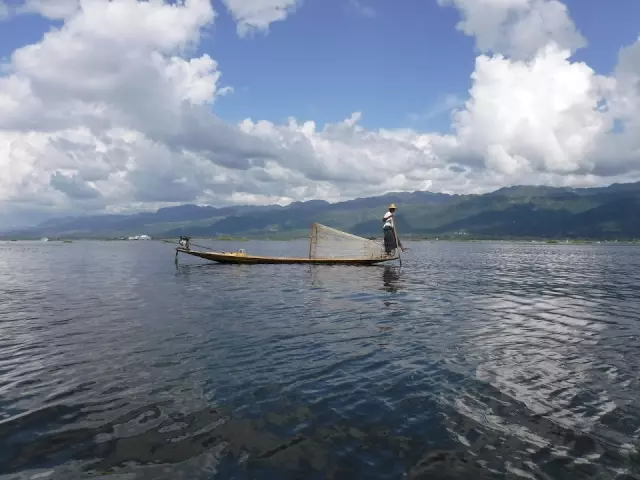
[308,222,388,260]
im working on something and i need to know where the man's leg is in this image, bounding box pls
[383,228,396,255]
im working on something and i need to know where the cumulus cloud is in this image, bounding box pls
[221,0,302,37]
[452,44,616,176]
[436,0,587,60]
[0,0,639,230]
[433,0,639,187]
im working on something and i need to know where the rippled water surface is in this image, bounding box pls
[1,239,640,479]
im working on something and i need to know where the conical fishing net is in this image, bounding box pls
[308,223,388,260]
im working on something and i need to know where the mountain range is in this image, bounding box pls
[2,181,640,240]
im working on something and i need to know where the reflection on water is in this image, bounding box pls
[0,240,640,479]
[382,266,402,293]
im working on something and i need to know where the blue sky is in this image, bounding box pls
[1,0,639,134]
[206,0,477,132]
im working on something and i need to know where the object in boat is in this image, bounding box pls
[179,236,191,249]
[174,223,401,265]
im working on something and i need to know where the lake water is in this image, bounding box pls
[1,239,640,479]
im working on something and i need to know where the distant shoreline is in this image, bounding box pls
[4,236,639,245]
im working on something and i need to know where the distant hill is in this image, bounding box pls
[2,182,640,240]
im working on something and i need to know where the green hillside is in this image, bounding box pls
[3,181,640,240]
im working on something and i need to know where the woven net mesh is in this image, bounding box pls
[309,223,388,260]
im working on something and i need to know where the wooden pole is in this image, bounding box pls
[308,222,315,259]
[392,216,402,267]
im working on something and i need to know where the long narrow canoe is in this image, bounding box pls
[173,222,403,266]
[175,247,399,265]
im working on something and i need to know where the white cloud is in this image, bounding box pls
[451,44,616,176]
[347,0,375,18]
[16,0,81,19]
[221,0,302,37]
[0,0,639,230]
[0,0,9,19]
[437,0,587,60]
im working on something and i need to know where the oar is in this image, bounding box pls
[392,217,403,267]
[162,238,216,251]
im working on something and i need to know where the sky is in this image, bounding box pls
[0,0,640,228]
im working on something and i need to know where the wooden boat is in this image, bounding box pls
[175,247,399,265]
[174,223,401,266]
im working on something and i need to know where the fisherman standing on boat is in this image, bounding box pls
[382,203,405,256]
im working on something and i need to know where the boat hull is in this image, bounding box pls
[176,247,398,265]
